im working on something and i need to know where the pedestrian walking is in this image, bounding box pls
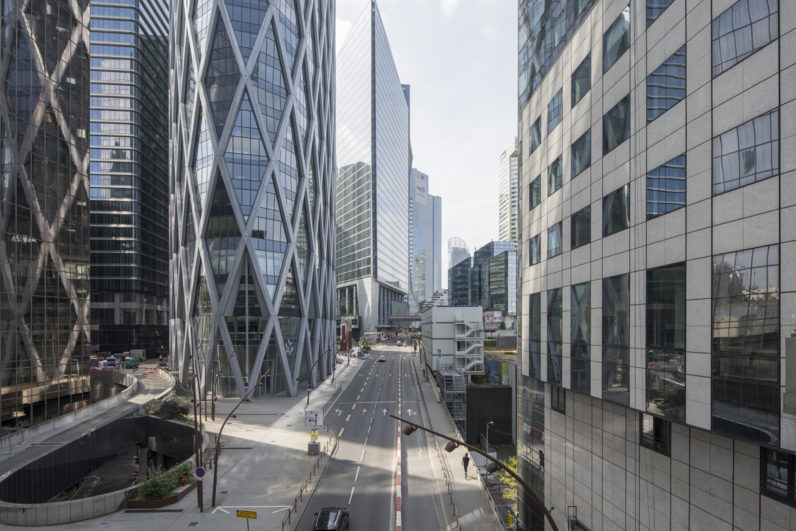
[462,454,470,478]
[159,354,162,362]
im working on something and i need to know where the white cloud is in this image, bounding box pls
[441,0,459,15]
[480,23,494,36]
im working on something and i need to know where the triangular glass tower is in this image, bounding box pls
[172,0,336,398]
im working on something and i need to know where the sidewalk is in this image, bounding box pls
[32,355,366,531]
[410,355,502,531]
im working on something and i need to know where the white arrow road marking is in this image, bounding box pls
[335,409,342,416]
[406,409,415,416]
[361,409,366,415]
[383,409,388,416]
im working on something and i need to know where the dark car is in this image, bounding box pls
[378,356,386,362]
[313,507,349,530]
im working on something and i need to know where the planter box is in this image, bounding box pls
[125,481,196,510]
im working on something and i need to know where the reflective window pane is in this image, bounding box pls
[528,292,542,379]
[547,222,562,258]
[711,245,780,445]
[530,175,541,210]
[761,449,793,501]
[570,282,591,394]
[529,116,542,156]
[571,129,591,178]
[712,0,778,77]
[529,234,541,266]
[647,46,686,123]
[712,109,779,195]
[551,385,566,414]
[603,94,631,155]
[640,413,671,455]
[548,155,563,196]
[602,184,630,237]
[647,154,686,219]
[603,273,630,406]
[572,53,591,107]
[571,205,591,250]
[603,6,631,74]
[547,89,563,134]
[547,288,562,384]
[647,0,675,26]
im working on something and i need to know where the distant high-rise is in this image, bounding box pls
[498,137,519,243]
[448,237,470,271]
[0,0,91,428]
[408,169,441,314]
[170,0,337,397]
[336,0,410,336]
[89,0,169,356]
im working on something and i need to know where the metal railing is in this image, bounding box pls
[281,424,338,531]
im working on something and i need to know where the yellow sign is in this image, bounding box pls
[310,429,319,441]
[236,510,257,520]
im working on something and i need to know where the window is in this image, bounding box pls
[571,130,591,178]
[712,109,779,195]
[547,289,563,384]
[640,413,671,455]
[647,46,686,123]
[602,184,630,237]
[712,0,779,77]
[647,154,686,220]
[547,222,562,258]
[548,155,562,196]
[712,245,780,444]
[529,293,542,380]
[603,94,631,155]
[647,0,675,26]
[530,175,541,210]
[646,263,686,421]
[571,282,591,394]
[761,449,796,507]
[571,205,591,249]
[551,384,566,414]
[603,6,630,74]
[529,234,541,265]
[571,54,591,107]
[547,89,563,133]
[529,116,542,156]
[603,274,630,407]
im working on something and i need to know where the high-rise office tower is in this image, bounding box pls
[169,0,337,397]
[517,0,794,529]
[89,0,169,356]
[0,0,91,428]
[448,237,470,271]
[408,168,441,314]
[498,137,519,243]
[335,0,409,337]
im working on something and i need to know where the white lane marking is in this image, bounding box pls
[349,486,355,504]
[360,449,365,462]
[355,466,360,482]
[364,436,368,447]
[368,426,371,433]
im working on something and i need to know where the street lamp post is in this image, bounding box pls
[486,421,494,452]
[211,353,235,421]
[392,414,558,531]
[212,368,270,507]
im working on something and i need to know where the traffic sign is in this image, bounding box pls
[132,471,139,477]
[310,429,319,441]
[195,467,206,478]
[308,384,312,390]
[236,510,257,519]
[305,410,323,426]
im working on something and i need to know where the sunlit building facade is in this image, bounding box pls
[517,0,795,529]
[169,0,337,397]
[335,0,409,336]
[498,137,519,243]
[0,0,91,427]
[408,168,441,314]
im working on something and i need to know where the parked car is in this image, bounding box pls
[313,507,349,530]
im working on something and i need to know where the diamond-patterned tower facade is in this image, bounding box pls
[170,0,336,397]
[0,0,91,427]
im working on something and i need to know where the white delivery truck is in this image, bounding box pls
[130,349,146,360]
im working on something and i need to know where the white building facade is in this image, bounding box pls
[498,137,520,243]
[420,306,484,374]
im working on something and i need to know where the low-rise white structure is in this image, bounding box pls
[420,306,484,374]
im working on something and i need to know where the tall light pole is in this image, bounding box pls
[486,421,494,452]
[305,344,339,407]
[392,415,558,531]
[211,352,235,421]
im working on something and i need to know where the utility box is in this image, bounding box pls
[308,441,320,455]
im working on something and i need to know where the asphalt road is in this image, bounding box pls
[297,345,442,530]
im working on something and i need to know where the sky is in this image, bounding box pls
[335,0,518,287]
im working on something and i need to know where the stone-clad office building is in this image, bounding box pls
[517,0,796,529]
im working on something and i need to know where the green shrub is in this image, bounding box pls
[484,339,496,348]
[158,394,190,421]
[129,461,195,501]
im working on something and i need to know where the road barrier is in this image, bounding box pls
[281,425,338,531]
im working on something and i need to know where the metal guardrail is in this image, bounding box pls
[281,424,338,531]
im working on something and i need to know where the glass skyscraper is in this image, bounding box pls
[336,0,409,336]
[169,0,337,397]
[89,0,169,357]
[0,0,91,428]
[408,168,441,314]
[498,137,519,243]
